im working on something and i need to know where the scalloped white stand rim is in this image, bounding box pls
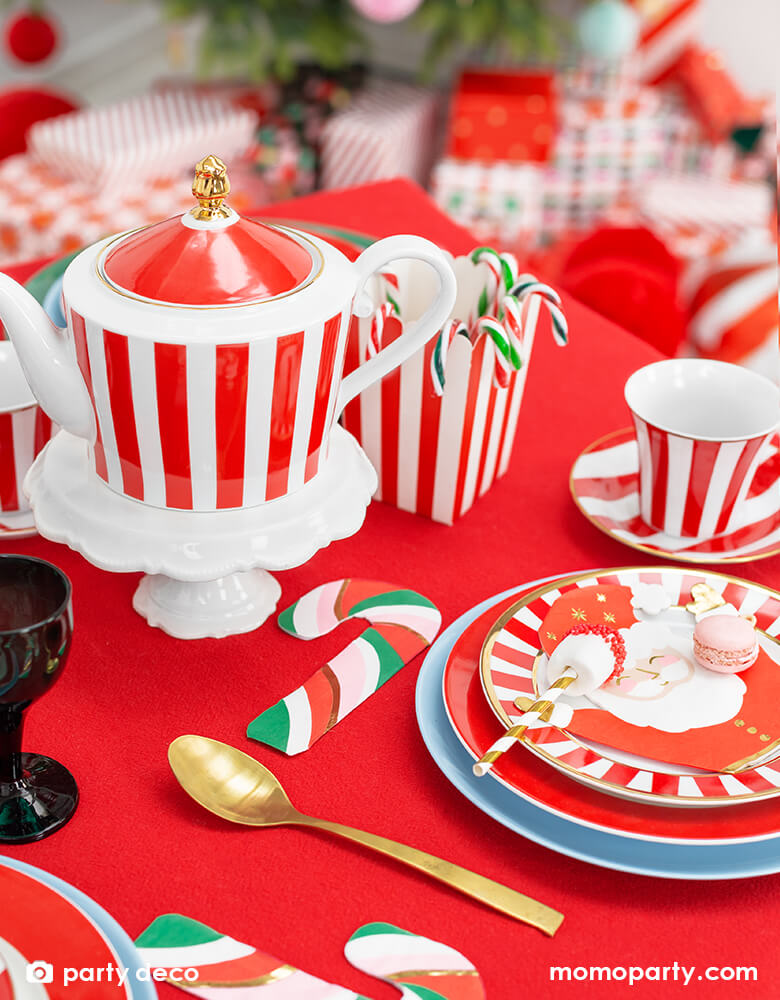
[24,425,378,640]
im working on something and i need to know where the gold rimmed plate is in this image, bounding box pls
[480,566,780,808]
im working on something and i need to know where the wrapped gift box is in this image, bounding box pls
[319,81,438,189]
[27,92,258,190]
[432,81,667,247]
[0,155,268,269]
[341,252,566,523]
[683,235,779,377]
[629,0,702,83]
[541,89,666,236]
[446,69,557,164]
[430,159,543,247]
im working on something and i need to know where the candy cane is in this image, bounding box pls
[510,273,569,345]
[367,301,397,358]
[430,319,469,396]
[247,579,441,755]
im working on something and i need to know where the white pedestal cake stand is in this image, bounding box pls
[24,425,377,640]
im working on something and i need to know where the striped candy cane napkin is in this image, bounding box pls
[247,579,441,755]
[135,915,485,1000]
[344,923,485,1000]
[342,247,568,524]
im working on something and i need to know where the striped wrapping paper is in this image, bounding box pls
[27,92,259,190]
[341,257,544,524]
[319,82,439,190]
[634,176,773,261]
[630,0,702,84]
[682,236,779,377]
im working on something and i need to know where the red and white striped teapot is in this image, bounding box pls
[0,155,456,511]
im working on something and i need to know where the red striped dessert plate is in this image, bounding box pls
[480,568,780,808]
[444,587,780,843]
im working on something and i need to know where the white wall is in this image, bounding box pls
[699,0,777,96]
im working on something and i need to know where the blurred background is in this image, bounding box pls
[0,0,776,376]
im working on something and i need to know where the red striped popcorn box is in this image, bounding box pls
[27,92,258,190]
[0,343,55,518]
[320,81,439,190]
[624,359,779,539]
[342,250,567,523]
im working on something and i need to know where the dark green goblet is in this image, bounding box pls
[0,554,77,843]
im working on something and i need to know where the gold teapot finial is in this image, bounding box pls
[191,154,230,221]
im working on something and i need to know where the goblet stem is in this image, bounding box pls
[0,704,25,785]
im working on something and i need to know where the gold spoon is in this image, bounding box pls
[168,734,564,936]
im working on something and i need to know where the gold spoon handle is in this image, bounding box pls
[298,816,563,936]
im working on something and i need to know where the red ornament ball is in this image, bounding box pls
[5,10,59,65]
[565,623,627,679]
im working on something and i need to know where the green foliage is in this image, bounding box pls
[161,0,364,80]
[160,0,580,80]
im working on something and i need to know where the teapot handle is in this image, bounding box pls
[335,235,456,417]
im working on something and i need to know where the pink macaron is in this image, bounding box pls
[693,614,759,674]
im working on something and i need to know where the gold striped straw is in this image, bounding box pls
[473,671,578,778]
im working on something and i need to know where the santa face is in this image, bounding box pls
[574,622,746,733]
[604,646,694,700]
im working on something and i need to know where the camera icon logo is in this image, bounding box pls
[26,962,54,984]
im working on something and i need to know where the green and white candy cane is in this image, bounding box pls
[470,245,518,316]
[510,273,569,346]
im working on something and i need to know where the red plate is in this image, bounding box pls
[444,588,780,844]
[0,866,131,1000]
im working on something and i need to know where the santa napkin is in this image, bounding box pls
[528,582,780,773]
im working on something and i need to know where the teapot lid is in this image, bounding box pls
[98,155,320,307]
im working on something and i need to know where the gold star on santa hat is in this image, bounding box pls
[539,585,638,656]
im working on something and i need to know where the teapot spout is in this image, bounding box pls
[0,273,95,439]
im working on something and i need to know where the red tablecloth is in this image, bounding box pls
[2,179,779,999]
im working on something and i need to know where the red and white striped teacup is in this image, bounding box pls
[0,343,54,518]
[624,359,779,539]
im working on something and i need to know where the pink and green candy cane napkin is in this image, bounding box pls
[247,579,441,755]
[345,923,485,1000]
[135,915,485,1000]
[135,914,370,999]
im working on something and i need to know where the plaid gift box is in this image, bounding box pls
[431,159,543,247]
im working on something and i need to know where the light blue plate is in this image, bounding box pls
[42,278,65,328]
[415,583,780,880]
[0,855,156,1000]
